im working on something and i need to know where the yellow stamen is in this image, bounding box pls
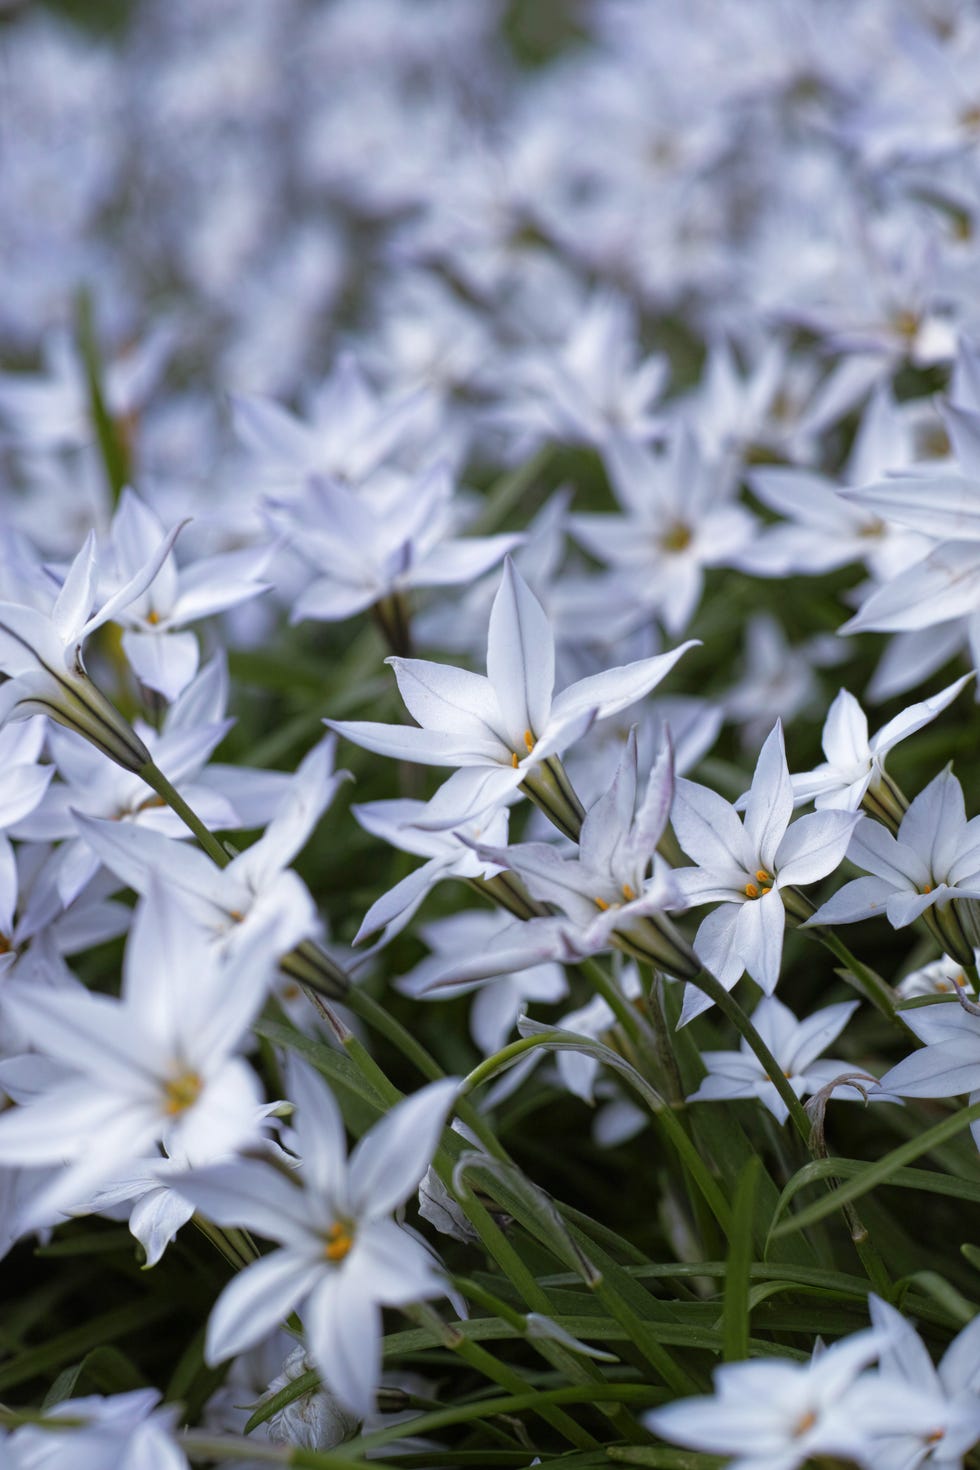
[163,1069,203,1116]
[622,883,636,902]
[229,909,245,923]
[760,885,772,896]
[922,883,933,894]
[324,1220,354,1263]
[524,729,535,752]
[793,1410,816,1437]
[755,869,772,883]
[594,897,610,911]
[744,882,759,899]
[511,751,519,769]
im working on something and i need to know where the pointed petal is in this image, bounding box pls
[324,718,502,768]
[551,642,698,728]
[672,778,751,879]
[51,532,98,646]
[387,658,505,742]
[734,890,785,994]
[806,875,896,925]
[872,673,973,757]
[775,811,859,887]
[743,723,793,871]
[285,1057,350,1212]
[305,1268,380,1420]
[206,1249,323,1364]
[174,1160,312,1244]
[486,558,555,742]
[348,1077,457,1218]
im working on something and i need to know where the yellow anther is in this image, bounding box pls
[162,1068,203,1116]
[744,882,759,899]
[622,883,636,902]
[324,1220,354,1263]
[511,751,519,768]
[229,909,245,923]
[922,883,933,894]
[755,869,771,883]
[146,609,161,625]
[523,729,535,752]
[760,885,772,896]
[793,1410,817,1437]
[594,896,610,911]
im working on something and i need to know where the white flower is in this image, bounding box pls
[688,995,864,1125]
[0,876,277,1227]
[469,728,698,977]
[806,768,980,965]
[328,558,697,834]
[102,489,272,700]
[571,427,758,635]
[270,463,519,627]
[790,677,971,816]
[71,736,346,965]
[644,1328,888,1470]
[861,1294,980,1469]
[879,996,980,1148]
[174,1062,458,1419]
[8,1387,188,1470]
[0,523,182,771]
[673,723,858,1020]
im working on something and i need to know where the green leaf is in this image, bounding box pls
[723,1157,759,1361]
[0,1300,172,1393]
[74,288,130,504]
[769,1108,980,1239]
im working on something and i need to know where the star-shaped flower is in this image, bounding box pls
[328,558,697,835]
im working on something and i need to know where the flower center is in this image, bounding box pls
[162,1068,203,1116]
[660,522,693,553]
[793,1409,817,1438]
[744,869,773,899]
[324,1220,355,1263]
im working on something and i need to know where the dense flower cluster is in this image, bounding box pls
[3,1,980,1465]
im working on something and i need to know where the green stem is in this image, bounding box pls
[808,926,904,1026]
[138,762,232,868]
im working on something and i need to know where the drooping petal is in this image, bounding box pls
[305,1268,381,1420]
[733,889,785,994]
[205,1248,324,1364]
